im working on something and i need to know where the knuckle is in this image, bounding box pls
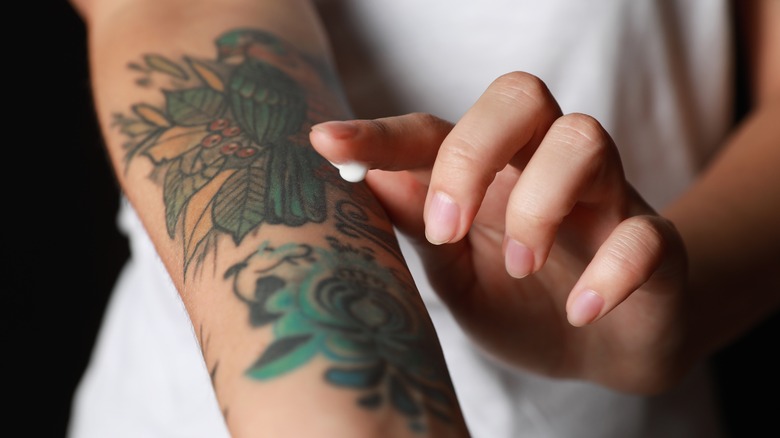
[365,118,392,138]
[412,112,455,141]
[442,142,498,186]
[523,210,560,230]
[558,113,603,136]
[443,129,500,174]
[411,112,448,129]
[490,71,550,106]
[512,195,562,230]
[553,113,610,160]
[604,216,665,279]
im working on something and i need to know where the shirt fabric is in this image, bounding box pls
[69,1,733,437]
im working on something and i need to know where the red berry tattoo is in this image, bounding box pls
[236,147,257,158]
[209,118,230,131]
[222,126,241,137]
[221,142,240,155]
[201,133,223,148]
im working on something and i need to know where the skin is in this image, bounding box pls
[310,0,780,394]
[72,0,469,436]
[69,0,777,435]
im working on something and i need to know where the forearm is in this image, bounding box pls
[80,0,467,436]
[665,99,780,362]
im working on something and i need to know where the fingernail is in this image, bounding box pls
[568,290,604,327]
[311,121,358,139]
[425,191,459,245]
[505,239,534,278]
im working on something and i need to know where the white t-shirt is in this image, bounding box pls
[69,1,733,437]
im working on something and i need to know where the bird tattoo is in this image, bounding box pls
[116,29,348,269]
[216,29,331,229]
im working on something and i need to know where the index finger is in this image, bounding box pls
[309,113,454,171]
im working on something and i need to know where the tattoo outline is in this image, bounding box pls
[115,29,345,271]
[115,28,459,432]
[226,238,457,431]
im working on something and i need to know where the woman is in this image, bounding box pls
[69,0,779,436]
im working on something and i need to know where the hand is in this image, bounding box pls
[310,72,690,394]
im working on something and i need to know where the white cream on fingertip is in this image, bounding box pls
[331,161,369,183]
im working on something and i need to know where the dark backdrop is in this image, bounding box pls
[9,1,130,435]
[9,1,777,436]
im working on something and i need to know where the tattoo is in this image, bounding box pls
[334,200,404,263]
[226,238,457,431]
[115,29,346,271]
[116,28,456,432]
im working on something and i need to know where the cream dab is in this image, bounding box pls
[331,161,369,183]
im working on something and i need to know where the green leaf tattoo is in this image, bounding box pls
[144,54,189,79]
[165,88,227,126]
[115,29,341,269]
[213,165,268,243]
[227,238,458,431]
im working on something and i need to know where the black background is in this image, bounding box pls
[9,1,778,436]
[9,1,130,435]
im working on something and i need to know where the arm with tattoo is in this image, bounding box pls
[76,0,469,436]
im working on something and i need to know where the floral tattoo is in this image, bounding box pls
[226,238,458,431]
[114,28,458,432]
